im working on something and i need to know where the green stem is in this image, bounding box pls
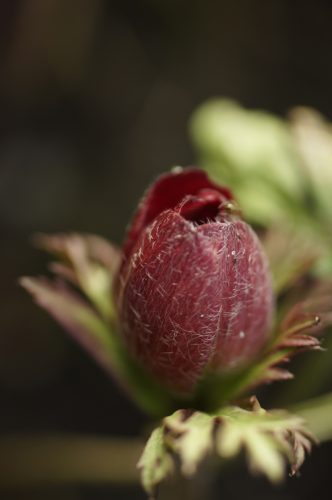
[0,434,142,488]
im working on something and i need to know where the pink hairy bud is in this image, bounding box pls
[115,168,274,394]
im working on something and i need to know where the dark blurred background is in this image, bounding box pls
[1,1,332,499]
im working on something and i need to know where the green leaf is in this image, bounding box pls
[137,427,174,498]
[139,400,315,495]
[21,232,175,417]
[293,392,332,442]
[221,424,284,482]
[164,410,214,475]
[215,404,310,483]
[20,277,122,377]
[34,233,121,320]
[190,98,305,225]
[20,276,173,417]
[262,226,318,295]
[291,107,332,221]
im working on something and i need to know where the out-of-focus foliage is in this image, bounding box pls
[291,108,332,222]
[190,100,332,244]
[294,392,332,442]
[191,99,305,225]
[139,398,314,497]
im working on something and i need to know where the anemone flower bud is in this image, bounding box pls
[116,168,274,394]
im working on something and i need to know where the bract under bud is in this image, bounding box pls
[116,168,273,393]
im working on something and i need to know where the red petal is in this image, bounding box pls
[122,168,233,261]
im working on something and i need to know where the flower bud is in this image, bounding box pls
[116,168,273,393]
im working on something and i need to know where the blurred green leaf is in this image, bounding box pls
[139,399,314,495]
[291,107,332,221]
[190,98,305,224]
[293,392,332,442]
[164,410,214,475]
[34,233,121,321]
[217,408,285,482]
[262,226,318,295]
[20,276,120,376]
[0,434,142,488]
[138,427,174,498]
[21,232,174,417]
[21,275,172,416]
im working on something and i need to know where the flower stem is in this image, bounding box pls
[0,434,142,488]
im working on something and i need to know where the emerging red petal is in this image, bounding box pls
[123,168,233,261]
